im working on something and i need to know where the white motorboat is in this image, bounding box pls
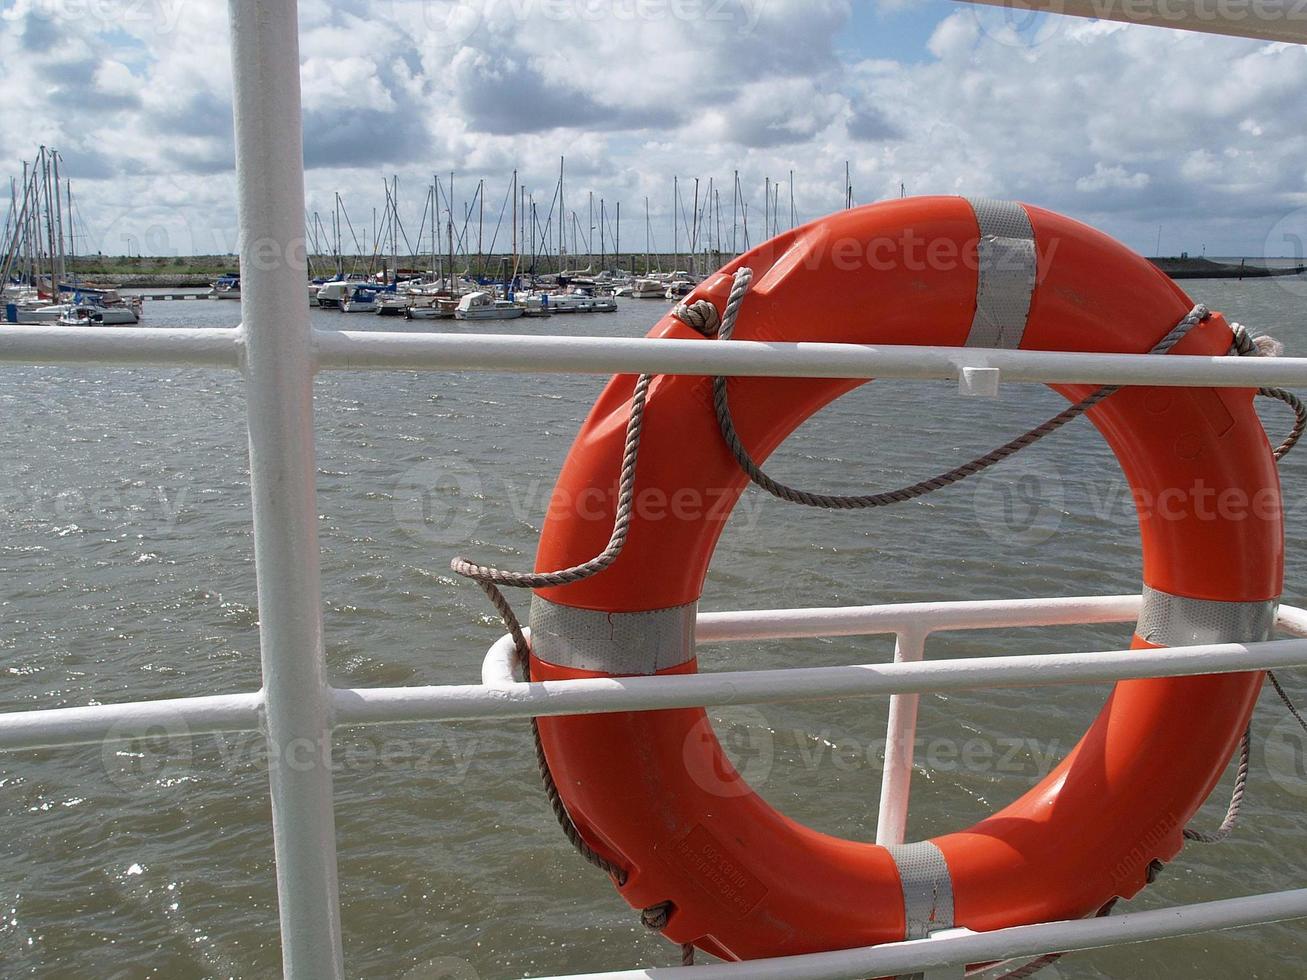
[208,274,241,300]
[454,291,523,321]
[340,284,386,313]
[518,291,617,315]
[631,278,668,299]
[315,278,360,309]
[56,304,97,326]
[73,288,141,324]
[55,301,137,326]
[93,305,140,325]
[405,297,457,320]
[375,293,414,316]
[4,301,66,323]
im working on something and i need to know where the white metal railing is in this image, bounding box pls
[1,1,1306,977]
[3,593,1307,978]
[11,323,1307,389]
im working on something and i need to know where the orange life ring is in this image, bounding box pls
[528,197,1283,962]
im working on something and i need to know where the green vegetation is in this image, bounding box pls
[68,254,240,279]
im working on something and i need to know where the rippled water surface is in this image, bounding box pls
[3,277,1307,978]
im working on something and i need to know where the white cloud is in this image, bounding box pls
[0,0,1303,257]
[1076,163,1151,193]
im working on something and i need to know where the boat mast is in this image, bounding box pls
[511,168,518,288]
[27,161,39,286]
[741,177,749,251]
[558,156,565,274]
[644,196,651,274]
[0,164,38,291]
[598,197,605,271]
[28,158,40,286]
[447,194,456,298]
[21,160,31,285]
[432,175,439,282]
[714,187,722,269]
[732,170,738,256]
[42,152,53,285]
[477,177,484,280]
[42,148,57,294]
[66,179,75,280]
[51,150,65,288]
[334,192,342,278]
[692,178,701,277]
[706,177,714,267]
[672,176,679,273]
[615,201,620,272]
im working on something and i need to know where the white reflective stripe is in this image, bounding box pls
[886,841,955,943]
[1136,585,1279,646]
[965,198,1036,351]
[529,596,697,675]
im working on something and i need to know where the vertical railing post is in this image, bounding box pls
[876,628,928,846]
[227,1,344,977]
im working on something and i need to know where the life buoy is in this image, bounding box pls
[528,197,1283,961]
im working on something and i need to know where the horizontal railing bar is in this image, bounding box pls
[0,691,262,751]
[0,325,243,367]
[2,600,1303,749]
[696,594,1141,642]
[537,887,1307,979]
[343,633,1307,727]
[313,331,1307,388]
[5,327,1307,390]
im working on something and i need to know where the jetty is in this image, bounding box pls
[1149,256,1306,280]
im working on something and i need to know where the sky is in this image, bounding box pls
[1,0,1305,259]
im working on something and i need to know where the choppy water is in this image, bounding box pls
[3,277,1307,978]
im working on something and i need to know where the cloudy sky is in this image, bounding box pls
[2,0,1305,259]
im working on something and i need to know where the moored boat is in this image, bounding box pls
[631,278,667,298]
[208,274,241,300]
[340,284,387,313]
[454,291,523,320]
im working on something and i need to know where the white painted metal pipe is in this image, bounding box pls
[312,330,1307,388]
[538,888,1307,979]
[355,633,1307,726]
[957,0,1307,45]
[876,629,927,846]
[227,0,344,976]
[0,692,262,752]
[0,597,1292,755]
[0,325,242,367]
[5,326,1307,392]
[696,594,1141,643]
